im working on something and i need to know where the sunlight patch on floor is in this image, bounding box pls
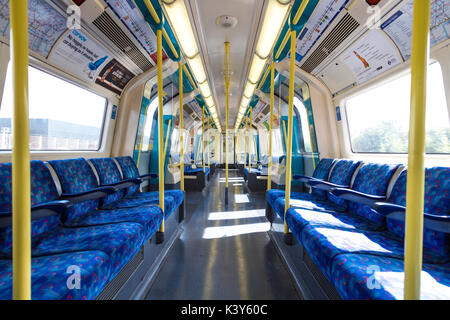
[234,194,250,203]
[202,222,270,239]
[208,209,266,221]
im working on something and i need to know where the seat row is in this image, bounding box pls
[0,156,184,299]
[180,153,215,190]
[266,158,449,299]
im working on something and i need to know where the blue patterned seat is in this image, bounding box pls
[114,156,184,218]
[331,254,450,300]
[0,251,112,300]
[89,157,180,218]
[48,158,165,230]
[243,167,262,178]
[269,159,361,220]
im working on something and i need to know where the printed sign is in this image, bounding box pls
[95,59,135,95]
[49,29,110,83]
[341,30,401,84]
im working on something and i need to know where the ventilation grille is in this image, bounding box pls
[301,13,360,74]
[93,12,153,72]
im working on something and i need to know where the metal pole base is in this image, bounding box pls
[155,231,164,244]
[178,201,185,223]
[283,232,293,246]
[266,204,274,224]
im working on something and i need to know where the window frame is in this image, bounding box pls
[344,61,449,155]
[0,63,109,152]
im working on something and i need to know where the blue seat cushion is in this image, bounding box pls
[301,226,446,281]
[0,250,111,300]
[114,156,141,195]
[273,196,347,221]
[331,254,450,300]
[285,207,382,243]
[326,160,361,209]
[89,158,125,206]
[65,205,163,241]
[119,190,184,218]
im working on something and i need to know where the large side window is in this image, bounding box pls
[0,65,106,151]
[346,62,449,154]
[294,97,312,152]
[140,98,158,152]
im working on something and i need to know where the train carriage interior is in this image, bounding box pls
[0,0,449,302]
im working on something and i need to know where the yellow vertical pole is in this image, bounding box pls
[179,61,184,191]
[284,30,296,235]
[267,62,275,191]
[202,105,205,173]
[245,116,249,172]
[225,42,230,189]
[157,28,165,234]
[207,115,210,168]
[11,0,31,300]
[249,107,253,167]
[404,0,430,300]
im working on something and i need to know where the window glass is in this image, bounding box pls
[0,65,106,150]
[346,62,449,154]
[272,128,284,156]
[141,98,158,152]
[294,97,312,152]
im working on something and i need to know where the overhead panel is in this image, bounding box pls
[0,0,67,58]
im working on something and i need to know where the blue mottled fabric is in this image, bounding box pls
[331,254,450,300]
[89,158,125,206]
[0,161,62,256]
[185,167,210,176]
[125,189,184,218]
[327,160,361,209]
[32,222,146,280]
[114,156,141,195]
[243,167,262,178]
[48,158,100,223]
[0,251,111,300]
[311,158,336,199]
[285,207,381,245]
[111,195,177,218]
[301,225,446,282]
[386,167,450,256]
[349,163,399,225]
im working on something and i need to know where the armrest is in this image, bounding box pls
[292,175,321,184]
[140,173,157,181]
[0,200,71,228]
[61,186,116,203]
[372,202,450,234]
[330,188,386,206]
[307,179,349,191]
[102,178,142,191]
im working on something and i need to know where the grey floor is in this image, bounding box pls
[145,169,300,299]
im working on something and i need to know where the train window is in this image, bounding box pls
[141,98,158,152]
[346,62,449,154]
[0,65,106,151]
[272,127,284,156]
[294,97,312,152]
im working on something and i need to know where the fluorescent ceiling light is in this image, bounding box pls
[248,55,267,84]
[255,0,290,59]
[188,54,207,83]
[199,81,211,98]
[244,82,256,98]
[162,0,198,58]
[205,96,214,107]
[241,96,250,107]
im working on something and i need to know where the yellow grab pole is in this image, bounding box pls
[157,28,165,234]
[249,107,253,167]
[202,105,205,173]
[225,42,230,189]
[245,116,249,172]
[179,61,184,191]
[11,0,31,300]
[207,115,210,168]
[404,0,430,300]
[267,62,275,191]
[284,30,296,235]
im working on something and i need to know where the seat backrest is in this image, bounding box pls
[349,163,400,225]
[114,156,141,195]
[0,161,61,256]
[387,167,450,256]
[89,157,125,206]
[48,158,100,223]
[327,159,361,209]
[310,158,336,200]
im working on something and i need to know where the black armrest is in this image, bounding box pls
[292,175,323,184]
[330,188,386,206]
[140,173,157,181]
[307,179,349,191]
[102,178,142,190]
[61,186,116,203]
[372,202,450,234]
[0,200,71,228]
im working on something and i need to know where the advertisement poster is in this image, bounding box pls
[95,59,135,95]
[49,29,110,83]
[341,30,401,84]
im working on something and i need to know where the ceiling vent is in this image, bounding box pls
[301,13,359,74]
[216,15,238,29]
[93,11,153,72]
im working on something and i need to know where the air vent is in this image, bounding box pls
[301,13,360,74]
[93,12,153,72]
[184,104,194,115]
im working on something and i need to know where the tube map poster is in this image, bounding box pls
[0,0,67,58]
